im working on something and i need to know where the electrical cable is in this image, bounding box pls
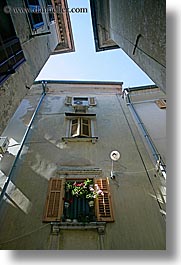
[0,223,50,246]
[124,167,156,174]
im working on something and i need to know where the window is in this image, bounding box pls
[73,97,89,106]
[25,0,44,30]
[70,118,91,137]
[155,99,166,109]
[43,177,114,223]
[45,0,55,22]
[65,96,97,107]
[0,0,25,85]
[62,113,98,143]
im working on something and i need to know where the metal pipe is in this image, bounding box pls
[126,92,166,171]
[0,82,46,204]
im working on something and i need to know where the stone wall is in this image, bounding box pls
[0,0,58,134]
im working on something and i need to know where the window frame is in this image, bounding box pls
[62,178,96,223]
[25,0,44,30]
[70,117,91,138]
[62,114,98,143]
[45,0,55,23]
[0,0,26,85]
[65,96,97,107]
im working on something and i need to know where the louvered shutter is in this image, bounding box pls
[81,118,91,137]
[95,178,114,222]
[89,97,97,106]
[71,118,80,137]
[155,99,166,109]
[65,96,72,105]
[43,178,65,222]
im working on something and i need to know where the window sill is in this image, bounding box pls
[62,137,98,144]
[51,221,106,233]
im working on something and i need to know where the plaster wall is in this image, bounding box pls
[0,83,166,249]
[94,0,166,92]
[128,89,166,164]
[109,0,166,92]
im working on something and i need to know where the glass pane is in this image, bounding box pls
[74,97,88,101]
[71,124,78,136]
[82,125,89,136]
[72,119,78,125]
[82,119,89,125]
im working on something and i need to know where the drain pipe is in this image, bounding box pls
[0,81,47,204]
[124,89,166,179]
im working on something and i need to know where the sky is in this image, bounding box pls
[36,0,154,89]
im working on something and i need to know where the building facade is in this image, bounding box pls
[0,0,74,134]
[123,85,166,166]
[0,81,166,250]
[90,0,166,93]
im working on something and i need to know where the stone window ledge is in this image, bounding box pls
[62,136,98,143]
[51,222,106,234]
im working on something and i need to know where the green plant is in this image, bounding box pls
[65,179,103,199]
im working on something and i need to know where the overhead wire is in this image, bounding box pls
[0,223,50,246]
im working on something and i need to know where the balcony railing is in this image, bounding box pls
[0,37,25,85]
[62,189,96,223]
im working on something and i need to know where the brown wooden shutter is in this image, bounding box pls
[155,99,166,109]
[95,178,114,222]
[43,178,65,222]
[89,97,96,106]
[65,96,72,105]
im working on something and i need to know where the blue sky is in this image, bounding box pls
[36,0,154,89]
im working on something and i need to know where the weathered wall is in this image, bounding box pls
[0,0,58,134]
[93,0,166,93]
[109,0,166,92]
[0,83,166,249]
[130,90,166,164]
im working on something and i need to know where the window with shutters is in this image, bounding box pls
[70,118,91,137]
[0,0,25,85]
[43,177,114,223]
[155,99,166,109]
[62,113,98,143]
[65,96,97,107]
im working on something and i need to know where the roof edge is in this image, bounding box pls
[34,80,123,86]
[125,84,158,91]
[89,0,119,52]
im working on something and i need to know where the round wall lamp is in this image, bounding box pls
[110,150,121,179]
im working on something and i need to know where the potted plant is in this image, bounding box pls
[65,179,104,207]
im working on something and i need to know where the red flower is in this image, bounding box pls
[69,198,73,204]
